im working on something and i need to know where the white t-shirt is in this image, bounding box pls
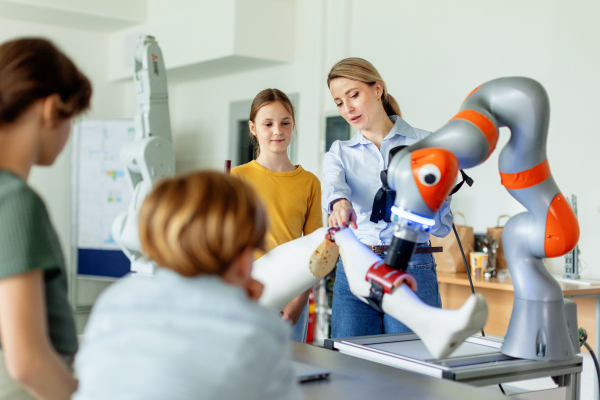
[73,269,304,400]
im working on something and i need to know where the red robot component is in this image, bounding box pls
[363,261,418,313]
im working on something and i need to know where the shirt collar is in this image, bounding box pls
[387,115,418,139]
[343,115,417,147]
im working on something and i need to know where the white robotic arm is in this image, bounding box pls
[252,228,338,311]
[112,36,175,275]
[253,227,487,359]
[333,228,487,359]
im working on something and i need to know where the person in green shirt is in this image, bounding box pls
[0,38,91,400]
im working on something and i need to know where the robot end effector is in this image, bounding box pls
[383,148,459,272]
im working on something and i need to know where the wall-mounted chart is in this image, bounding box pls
[72,120,135,279]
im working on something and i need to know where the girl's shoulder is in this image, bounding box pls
[230,161,256,177]
[297,167,319,181]
[0,170,47,223]
[295,167,321,188]
[0,170,37,200]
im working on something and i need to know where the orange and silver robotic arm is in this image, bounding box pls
[367,77,579,361]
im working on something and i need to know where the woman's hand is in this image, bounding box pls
[328,199,358,229]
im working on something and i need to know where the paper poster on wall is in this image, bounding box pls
[72,120,135,278]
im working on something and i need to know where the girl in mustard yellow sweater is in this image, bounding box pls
[231,89,322,342]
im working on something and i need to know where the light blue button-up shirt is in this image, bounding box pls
[322,115,453,245]
[74,269,303,400]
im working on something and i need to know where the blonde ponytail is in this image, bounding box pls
[382,92,401,118]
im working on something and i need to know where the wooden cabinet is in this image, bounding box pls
[437,272,600,352]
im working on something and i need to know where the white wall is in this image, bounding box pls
[341,0,600,278]
[168,0,326,176]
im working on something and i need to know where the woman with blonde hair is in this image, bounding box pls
[73,171,302,400]
[323,57,453,338]
[0,38,91,400]
[232,88,322,342]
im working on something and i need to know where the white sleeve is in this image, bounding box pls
[430,199,453,238]
[322,141,352,213]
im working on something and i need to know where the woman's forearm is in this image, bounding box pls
[0,270,77,400]
[11,347,77,400]
[322,147,353,212]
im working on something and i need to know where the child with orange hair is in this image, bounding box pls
[73,171,303,400]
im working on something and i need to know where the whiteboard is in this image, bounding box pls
[71,120,135,279]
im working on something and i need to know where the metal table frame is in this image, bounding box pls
[564,292,600,399]
[325,333,583,400]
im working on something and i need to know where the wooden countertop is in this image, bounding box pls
[437,272,600,296]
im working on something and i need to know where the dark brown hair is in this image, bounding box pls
[0,38,92,125]
[139,171,268,277]
[248,88,295,158]
[327,57,401,117]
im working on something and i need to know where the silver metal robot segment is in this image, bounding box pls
[386,77,580,361]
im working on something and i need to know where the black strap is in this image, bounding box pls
[370,170,396,223]
[449,170,474,196]
[370,146,408,224]
[388,145,408,165]
[366,281,385,313]
[370,188,387,223]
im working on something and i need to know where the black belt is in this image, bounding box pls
[369,245,443,256]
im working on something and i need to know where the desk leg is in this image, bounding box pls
[556,370,582,400]
[564,371,582,400]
